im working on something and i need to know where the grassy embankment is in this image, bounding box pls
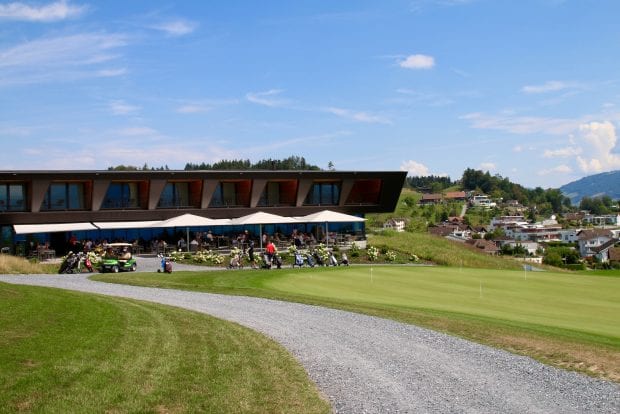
[0,255,57,274]
[94,266,620,382]
[0,283,330,413]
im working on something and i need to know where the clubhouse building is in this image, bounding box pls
[0,170,406,255]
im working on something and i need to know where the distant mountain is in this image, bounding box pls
[560,170,620,204]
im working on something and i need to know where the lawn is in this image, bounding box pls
[0,282,330,413]
[94,266,620,382]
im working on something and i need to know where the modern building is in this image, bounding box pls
[0,170,406,254]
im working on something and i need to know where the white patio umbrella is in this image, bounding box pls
[151,213,231,251]
[231,211,299,250]
[297,210,366,247]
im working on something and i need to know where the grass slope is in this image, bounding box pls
[93,267,620,382]
[368,231,523,269]
[0,283,330,414]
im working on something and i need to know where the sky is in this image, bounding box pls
[1,0,620,189]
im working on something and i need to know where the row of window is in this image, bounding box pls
[0,179,382,212]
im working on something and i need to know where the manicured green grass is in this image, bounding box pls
[93,266,620,382]
[0,282,330,413]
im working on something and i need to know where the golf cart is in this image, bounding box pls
[100,243,137,273]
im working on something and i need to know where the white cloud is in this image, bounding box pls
[0,0,86,22]
[109,100,140,115]
[400,160,430,176]
[543,146,581,158]
[575,121,620,173]
[151,19,197,36]
[325,107,391,124]
[538,165,572,176]
[0,32,127,86]
[117,126,159,136]
[399,54,435,70]
[246,89,289,107]
[97,68,127,77]
[512,145,523,152]
[460,112,579,135]
[479,162,496,171]
[521,80,572,94]
[177,104,212,114]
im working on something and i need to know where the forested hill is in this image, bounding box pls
[560,170,620,204]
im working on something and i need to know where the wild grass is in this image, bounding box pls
[0,283,330,413]
[93,266,620,382]
[0,255,57,274]
[368,231,523,270]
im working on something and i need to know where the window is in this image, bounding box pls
[102,183,140,209]
[304,182,340,205]
[0,183,26,211]
[158,182,190,208]
[42,183,85,210]
[257,180,297,207]
[209,182,236,207]
[208,181,251,208]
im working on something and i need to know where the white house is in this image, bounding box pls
[577,229,615,257]
[383,218,406,232]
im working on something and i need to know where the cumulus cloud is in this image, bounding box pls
[325,107,391,124]
[400,160,430,176]
[399,54,435,70]
[0,0,86,22]
[575,121,620,173]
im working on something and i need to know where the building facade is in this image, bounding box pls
[0,170,406,250]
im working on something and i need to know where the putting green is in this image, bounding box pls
[264,266,620,343]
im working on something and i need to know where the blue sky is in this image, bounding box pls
[1,0,620,188]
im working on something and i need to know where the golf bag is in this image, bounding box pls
[229,253,242,269]
[293,252,304,268]
[273,254,282,269]
[158,254,173,273]
[58,252,80,274]
[305,253,315,267]
[77,252,94,273]
[329,252,339,266]
[262,253,272,269]
[340,253,349,266]
[313,251,324,266]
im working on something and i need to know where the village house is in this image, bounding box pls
[465,238,500,255]
[419,193,443,205]
[383,218,406,232]
[577,229,616,258]
[582,213,620,227]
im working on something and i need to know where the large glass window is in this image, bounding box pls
[304,182,340,205]
[102,183,139,209]
[0,183,26,211]
[42,183,85,210]
[206,180,250,208]
[158,182,189,208]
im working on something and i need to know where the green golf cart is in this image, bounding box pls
[100,243,137,273]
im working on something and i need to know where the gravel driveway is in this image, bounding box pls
[1,273,618,413]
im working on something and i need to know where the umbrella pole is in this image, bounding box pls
[186,227,190,252]
[259,225,263,251]
[325,222,329,248]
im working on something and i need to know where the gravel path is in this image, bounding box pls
[1,273,618,413]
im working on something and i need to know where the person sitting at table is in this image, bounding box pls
[206,231,214,246]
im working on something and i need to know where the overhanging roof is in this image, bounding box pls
[14,222,98,235]
[93,221,162,230]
